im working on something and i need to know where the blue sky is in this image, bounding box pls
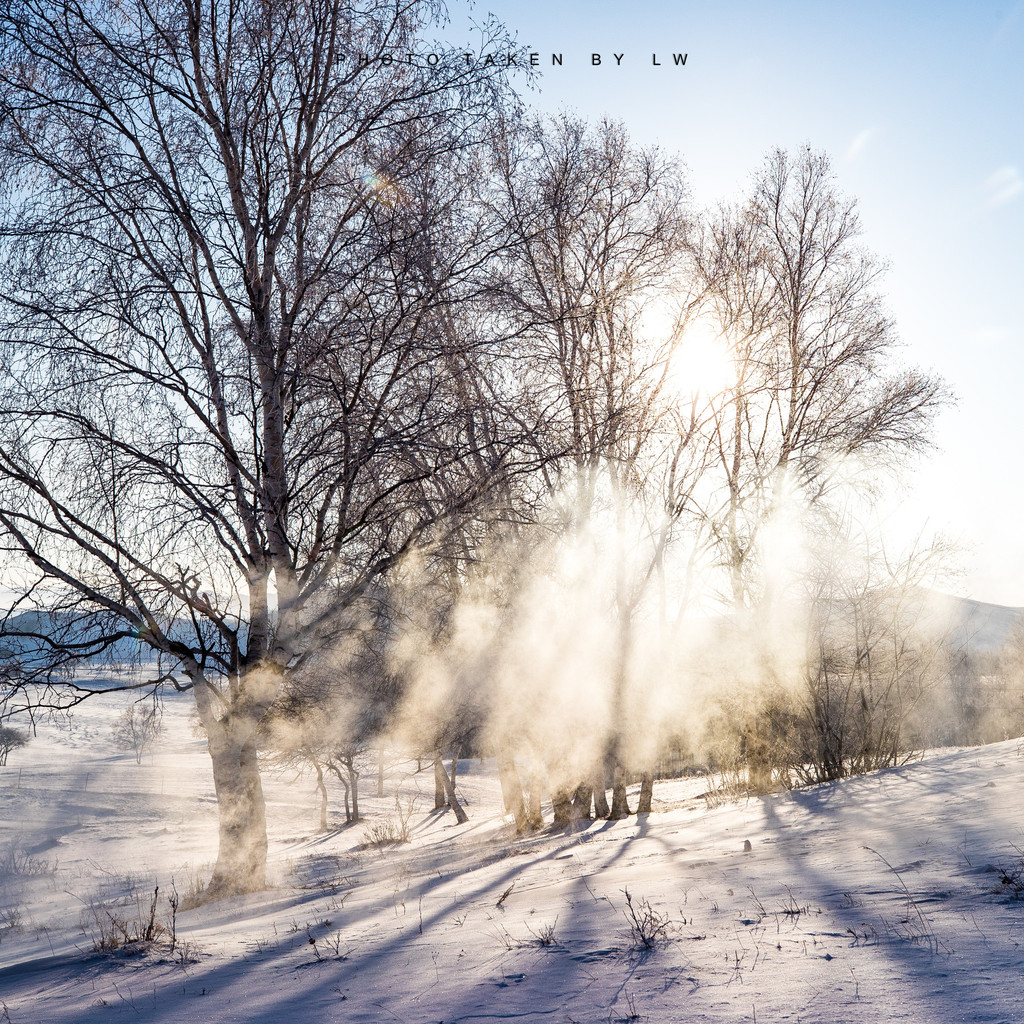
[451,0,1024,605]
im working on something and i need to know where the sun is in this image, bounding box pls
[666,324,734,402]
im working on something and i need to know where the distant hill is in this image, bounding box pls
[0,609,152,674]
[932,593,1023,653]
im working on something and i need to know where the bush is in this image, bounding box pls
[362,797,415,849]
[622,889,671,950]
[995,849,1024,900]
[87,885,165,953]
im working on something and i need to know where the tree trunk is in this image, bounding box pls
[435,755,469,824]
[592,765,610,818]
[189,650,283,900]
[340,773,351,822]
[497,745,528,831]
[312,756,328,830]
[348,763,360,822]
[527,766,544,829]
[324,759,351,821]
[205,733,268,898]
[572,782,593,820]
[433,755,448,810]
[744,723,774,793]
[552,787,573,827]
[608,763,631,819]
[637,770,654,814]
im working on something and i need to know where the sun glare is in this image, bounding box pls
[667,326,734,401]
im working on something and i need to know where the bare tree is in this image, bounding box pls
[642,148,952,794]
[492,115,695,821]
[111,703,163,765]
[789,529,954,784]
[0,0,521,896]
[956,614,1024,745]
[691,147,948,613]
[0,725,29,766]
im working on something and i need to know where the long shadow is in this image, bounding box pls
[214,810,655,1022]
[745,768,1018,1023]
[1,812,622,1022]
[286,797,743,1021]
[432,808,694,1024]
[9,760,1020,1024]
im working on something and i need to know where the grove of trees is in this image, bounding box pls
[0,0,968,898]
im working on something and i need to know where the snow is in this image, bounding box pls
[2,692,1024,1023]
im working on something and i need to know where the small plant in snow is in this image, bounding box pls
[527,917,558,946]
[362,796,416,848]
[0,903,23,938]
[321,929,352,958]
[778,888,808,919]
[174,864,209,910]
[79,881,201,961]
[995,847,1024,900]
[747,887,768,921]
[174,939,203,965]
[623,990,642,1021]
[307,925,350,961]
[87,885,165,953]
[0,840,56,877]
[866,847,943,954]
[394,795,416,839]
[622,889,671,950]
[363,819,402,848]
[491,924,519,951]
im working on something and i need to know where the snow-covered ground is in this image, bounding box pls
[2,692,1023,1023]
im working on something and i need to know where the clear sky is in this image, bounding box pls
[449,0,1024,606]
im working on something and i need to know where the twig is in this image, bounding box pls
[496,882,515,908]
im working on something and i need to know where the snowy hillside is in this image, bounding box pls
[946,595,1024,653]
[2,693,1023,1023]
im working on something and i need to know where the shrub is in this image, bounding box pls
[362,797,415,849]
[622,889,671,950]
[87,885,165,953]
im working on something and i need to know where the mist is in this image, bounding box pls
[265,457,974,827]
